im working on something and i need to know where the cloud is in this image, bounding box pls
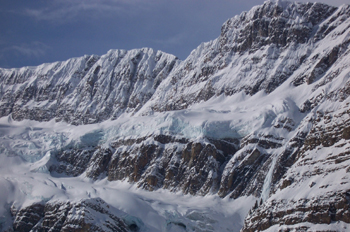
[3,41,50,58]
[153,33,188,48]
[23,0,155,23]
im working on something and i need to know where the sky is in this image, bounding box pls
[0,0,348,68]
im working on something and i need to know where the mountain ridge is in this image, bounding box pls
[0,48,179,124]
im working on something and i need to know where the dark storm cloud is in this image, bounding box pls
[0,0,348,68]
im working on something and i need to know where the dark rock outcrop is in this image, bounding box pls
[13,203,45,232]
[243,191,350,232]
[12,198,132,232]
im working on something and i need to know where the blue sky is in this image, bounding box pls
[0,0,347,68]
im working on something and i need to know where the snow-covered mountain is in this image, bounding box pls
[1,1,350,231]
[0,48,179,124]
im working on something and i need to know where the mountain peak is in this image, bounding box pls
[238,0,336,26]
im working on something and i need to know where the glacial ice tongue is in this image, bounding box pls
[0,92,297,165]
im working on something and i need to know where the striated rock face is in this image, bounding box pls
[243,191,350,232]
[242,106,350,231]
[11,198,133,232]
[144,1,346,113]
[50,135,238,196]
[12,203,45,232]
[0,48,179,125]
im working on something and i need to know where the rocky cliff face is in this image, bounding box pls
[0,48,178,125]
[50,135,238,195]
[144,0,342,112]
[1,1,350,232]
[12,198,134,232]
